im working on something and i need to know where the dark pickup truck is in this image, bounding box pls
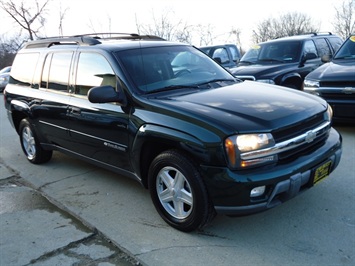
[199,44,241,69]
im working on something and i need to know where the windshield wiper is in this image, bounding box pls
[197,79,236,87]
[334,56,355,59]
[258,58,284,63]
[146,84,200,94]
[239,60,255,65]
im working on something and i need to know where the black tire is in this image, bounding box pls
[148,150,215,232]
[19,119,52,164]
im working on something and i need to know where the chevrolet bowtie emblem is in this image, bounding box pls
[343,87,355,94]
[305,130,317,143]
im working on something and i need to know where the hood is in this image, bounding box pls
[307,60,355,81]
[230,63,297,79]
[155,81,327,133]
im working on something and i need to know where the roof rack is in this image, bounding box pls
[309,32,333,36]
[23,33,165,49]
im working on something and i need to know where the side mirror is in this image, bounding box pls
[213,57,222,64]
[304,52,317,61]
[300,52,318,66]
[88,85,126,105]
[321,54,331,63]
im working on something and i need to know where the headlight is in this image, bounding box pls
[325,104,333,122]
[303,79,321,96]
[224,133,277,169]
[303,79,320,90]
[257,79,275,85]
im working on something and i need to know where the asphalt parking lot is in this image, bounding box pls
[0,94,354,266]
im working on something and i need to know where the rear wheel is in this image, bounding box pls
[148,150,215,232]
[19,119,52,164]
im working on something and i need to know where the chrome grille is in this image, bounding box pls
[240,115,330,164]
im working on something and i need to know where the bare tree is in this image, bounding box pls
[58,4,69,37]
[195,24,215,46]
[333,0,355,40]
[0,0,51,40]
[0,34,22,68]
[136,9,184,41]
[228,27,243,52]
[252,12,319,43]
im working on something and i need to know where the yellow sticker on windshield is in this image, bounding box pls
[350,36,355,42]
[252,45,261,49]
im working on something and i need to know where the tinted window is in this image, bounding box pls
[303,40,318,56]
[10,53,39,87]
[334,36,355,59]
[258,41,301,62]
[117,45,233,93]
[212,48,230,64]
[328,37,343,53]
[75,53,115,96]
[314,38,331,57]
[227,46,240,62]
[41,54,52,88]
[44,52,73,91]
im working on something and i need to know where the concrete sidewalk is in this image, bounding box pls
[0,163,138,266]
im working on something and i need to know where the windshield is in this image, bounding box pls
[115,45,235,94]
[240,41,302,64]
[334,35,355,59]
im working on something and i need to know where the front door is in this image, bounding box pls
[67,52,131,171]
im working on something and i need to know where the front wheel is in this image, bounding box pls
[148,150,215,232]
[19,119,52,164]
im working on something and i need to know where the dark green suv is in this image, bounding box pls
[4,33,342,232]
[304,34,355,123]
[232,33,343,90]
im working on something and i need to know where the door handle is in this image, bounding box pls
[69,107,81,115]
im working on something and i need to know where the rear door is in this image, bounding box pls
[67,52,131,171]
[35,52,73,148]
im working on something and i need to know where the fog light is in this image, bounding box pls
[250,186,266,197]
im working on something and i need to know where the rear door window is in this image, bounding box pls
[314,38,331,57]
[41,52,74,91]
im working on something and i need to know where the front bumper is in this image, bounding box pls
[328,101,355,123]
[201,127,342,215]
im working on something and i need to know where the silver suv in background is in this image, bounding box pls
[0,66,11,92]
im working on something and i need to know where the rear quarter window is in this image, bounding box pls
[9,53,39,87]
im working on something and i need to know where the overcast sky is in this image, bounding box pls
[1,0,343,49]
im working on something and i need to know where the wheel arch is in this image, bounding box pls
[132,124,210,189]
[9,100,32,133]
[280,73,303,90]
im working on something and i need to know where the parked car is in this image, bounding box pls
[0,66,11,92]
[4,33,342,232]
[231,33,343,90]
[199,44,241,69]
[304,34,355,123]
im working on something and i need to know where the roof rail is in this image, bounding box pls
[22,33,165,49]
[73,32,165,40]
[309,32,333,36]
